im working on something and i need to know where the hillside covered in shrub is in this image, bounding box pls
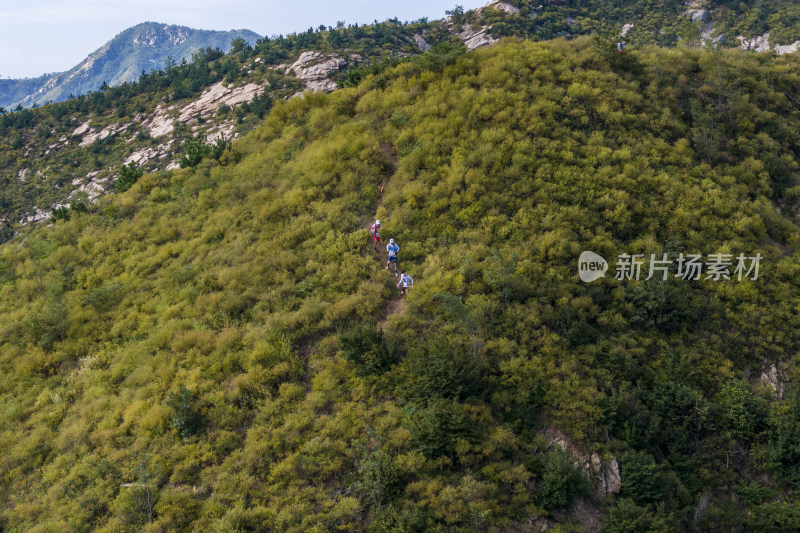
[2,36,800,531]
[7,0,800,241]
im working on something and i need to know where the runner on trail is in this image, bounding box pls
[397,270,414,296]
[370,219,381,251]
[386,238,400,276]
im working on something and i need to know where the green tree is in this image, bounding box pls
[231,37,247,54]
[116,162,143,193]
[351,429,401,513]
[179,133,210,169]
[537,447,590,513]
[604,498,671,533]
[765,385,800,489]
[340,319,398,376]
[410,399,478,459]
[166,385,204,439]
[208,134,231,162]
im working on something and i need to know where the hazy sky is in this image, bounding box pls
[1,0,486,79]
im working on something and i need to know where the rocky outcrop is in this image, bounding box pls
[79,123,129,147]
[621,23,634,37]
[775,41,800,55]
[206,122,236,143]
[760,363,785,399]
[686,8,710,23]
[142,81,264,139]
[589,453,621,497]
[739,33,771,52]
[143,107,175,138]
[486,1,520,15]
[736,32,800,55]
[124,147,165,166]
[285,51,346,93]
[73,122,91,137]
[177,82,262,123]
[545,428,621,498]
[699,23,724,46]
[413,34,430,52]
[19,207,51,225]
[684,0,710,24]
[458,25,498,51]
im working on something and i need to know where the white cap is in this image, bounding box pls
[389,238,394,243]
[376,219,380,224]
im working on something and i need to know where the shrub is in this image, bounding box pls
[166,385,205,439]
[537,447,589,513]
[351,430,402,513]
[402,336,484,402]
[339,319,398,376]
[765,385,800,489]
[604,498,671,533]
[410,399,478,459]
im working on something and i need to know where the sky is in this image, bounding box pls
[0,0,487,79]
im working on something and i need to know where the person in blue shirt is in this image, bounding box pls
[386,238,400,276]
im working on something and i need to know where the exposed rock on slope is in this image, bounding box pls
[685,8,710,23]
[760,362,786,399]
[177,82,263,123]
[413,34,431,52]
[621,23,634,37]
[737,33,800,55]
[458,25,498,51]
[78,123,129,147]
[283,51,347,93]
[486,1,520,15]
[545,428,622,497]
[140,81,265,139]
[739,33,772,53]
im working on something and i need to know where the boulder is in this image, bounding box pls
[686,8,710,23]
[760,363,785,399]
[738,33,771,52]
[287,51,346,93]
[544,428,621,498]
[621,23,634,37]
[486,1,520,15]
[413,33,430,52]
[458,25,498,51]
[775,41,800,55]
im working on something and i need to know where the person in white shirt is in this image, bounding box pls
[396,271,414,296]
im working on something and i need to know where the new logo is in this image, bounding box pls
[578,251,608,283]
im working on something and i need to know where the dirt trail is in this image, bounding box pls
[379,297,406,330]
[298,340,314,391]
[303,143,401,391]
[373,142,407,327]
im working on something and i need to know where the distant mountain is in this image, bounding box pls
[0,22,261,109]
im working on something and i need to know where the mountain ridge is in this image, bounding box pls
[5,0,800,234]
[0,22,261,109]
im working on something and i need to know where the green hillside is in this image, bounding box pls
[6,0,800,240]
[3,34,800,531]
